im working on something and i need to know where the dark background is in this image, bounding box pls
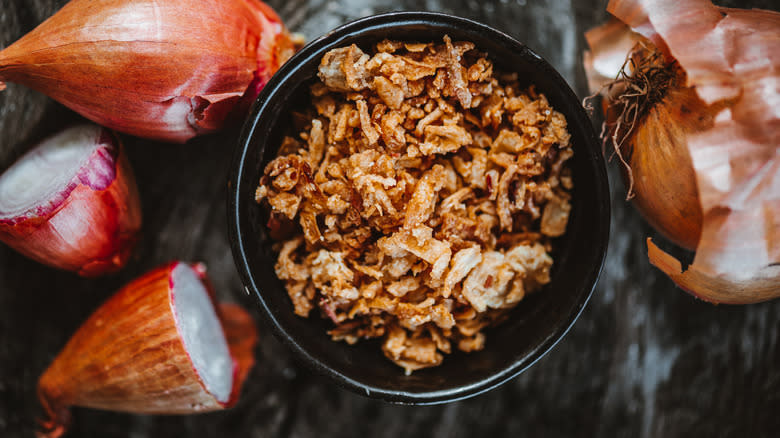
[1,0,778,437]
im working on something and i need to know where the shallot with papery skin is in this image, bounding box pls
[0,0,297,143]
[584,0,780,303]
[37,262,258,438]
[0,124,141,276]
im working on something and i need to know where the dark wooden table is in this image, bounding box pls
[1,1,778,437]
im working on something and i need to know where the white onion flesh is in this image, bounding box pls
[0,125,103,220]
[171,263,233,404]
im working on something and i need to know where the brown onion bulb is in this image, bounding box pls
[584,0,780,303]
[604,50,727,250]
[623,84,704,250]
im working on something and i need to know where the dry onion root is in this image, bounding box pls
[0,0,298,143]
[0,124,141,277]
[37,262,258,438]
[584,0,780,303]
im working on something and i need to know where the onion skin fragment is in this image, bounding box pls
[0,0,296,143]
[583,18,644,94]
[0,125,141,277]
[37,262,258,438]
[648,238,780,304]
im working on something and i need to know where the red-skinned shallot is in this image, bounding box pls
[0,0,297,143]
[0,124,141,276]
[37,261,258,438]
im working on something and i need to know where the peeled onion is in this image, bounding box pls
[37,262,258,438]
[0,124,141,276]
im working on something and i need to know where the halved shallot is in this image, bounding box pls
[37,262,258,438]
[0,124,141,276]
[0,0,298,143]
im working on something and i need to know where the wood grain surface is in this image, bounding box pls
[1,1,778,437]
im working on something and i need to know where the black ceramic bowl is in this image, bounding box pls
[228,12,609,404]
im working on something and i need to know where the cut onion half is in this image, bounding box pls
[0,124,141,276]
[37,262,258,438]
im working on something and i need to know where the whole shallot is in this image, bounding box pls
[0,0,297,142]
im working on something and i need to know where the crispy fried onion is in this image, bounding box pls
[257,36,574,373]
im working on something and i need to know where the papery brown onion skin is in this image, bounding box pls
[648,238,780,304]
[0,0,296,143]
[0,126,141,276]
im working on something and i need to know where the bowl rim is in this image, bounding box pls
[228,10,610,405]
